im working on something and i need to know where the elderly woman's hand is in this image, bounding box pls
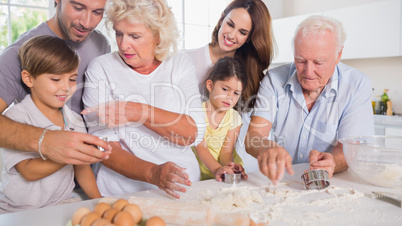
[150,162,192,199]
[82,100,149,127]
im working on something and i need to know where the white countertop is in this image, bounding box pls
[0,163,401,226]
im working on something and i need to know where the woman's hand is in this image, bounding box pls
[150,162,192,199]
[82,101,148,127]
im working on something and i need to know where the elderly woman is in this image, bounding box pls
[82,0,205,198]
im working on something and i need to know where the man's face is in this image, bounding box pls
[294,30,342,94]
[56,0,106,43]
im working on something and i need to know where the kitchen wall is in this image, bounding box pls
[264,0,402,114]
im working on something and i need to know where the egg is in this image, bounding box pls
[145,216,166,226]
[112,199,129,211]
[80,212,100,226]
[123,204,142,224]
[103,208,120,222]
[113,210,135,226]
[71,207,91,225]
[94,202,112,216]
[91,218,113,226]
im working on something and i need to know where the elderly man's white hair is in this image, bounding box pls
[292,15,347,57]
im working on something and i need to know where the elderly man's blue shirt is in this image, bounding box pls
[253,62,375,163]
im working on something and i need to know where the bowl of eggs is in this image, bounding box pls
[340,135,402,188]
[68,198,166,226]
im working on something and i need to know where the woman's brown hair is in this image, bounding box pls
[211,0,275,111]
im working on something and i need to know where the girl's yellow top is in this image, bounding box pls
[192,102,244,180]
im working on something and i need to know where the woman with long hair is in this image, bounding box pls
[185,0,275,112]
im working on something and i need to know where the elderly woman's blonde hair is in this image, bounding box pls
[106,0,178,61]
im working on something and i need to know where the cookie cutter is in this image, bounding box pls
[224,172,241,185]
[301,169,330,190]
[97,137,108,152]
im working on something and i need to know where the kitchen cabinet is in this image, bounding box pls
[374,115,402,135]
[272,0,402,63]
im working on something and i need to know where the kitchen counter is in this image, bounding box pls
[0,163,401,225]
[374,115,402,136]
[374,114,402,127]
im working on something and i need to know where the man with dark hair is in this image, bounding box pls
[0,0,111,164]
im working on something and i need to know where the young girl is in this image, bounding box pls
[0,35,101,213]
[193,57,248,181]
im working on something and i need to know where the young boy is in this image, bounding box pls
[0,35,101,213]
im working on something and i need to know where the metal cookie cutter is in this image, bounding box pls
[301,169,330,190]
[97,137,108,152]
[224,172,242,185]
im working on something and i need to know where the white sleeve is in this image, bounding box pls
[252,73,277,123]
[175,54,206,146]
[82,57,119,141]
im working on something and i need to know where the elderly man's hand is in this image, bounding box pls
[309,149,336,178]
[150,162,192,199]
[258,147,294,185]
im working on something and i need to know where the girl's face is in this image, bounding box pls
[22,69,78,113]
[218,7,252,54]
[206,76,243,112]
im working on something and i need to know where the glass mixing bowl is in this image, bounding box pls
[339,135,402,188]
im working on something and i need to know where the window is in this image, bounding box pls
[167,0,231,50]
[0,1,231,51]
[0,0,51,52]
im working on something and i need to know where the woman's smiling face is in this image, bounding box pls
[217,7,252,53]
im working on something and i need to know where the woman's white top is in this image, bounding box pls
[83,51,205,196]
[183,44,213,97]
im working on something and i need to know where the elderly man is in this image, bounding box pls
[245,15,374,184]
[0,0,111,165]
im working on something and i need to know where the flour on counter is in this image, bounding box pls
[183,181,372,226]
[197,186,263,211]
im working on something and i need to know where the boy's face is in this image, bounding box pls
[55,0,106,43]
[23,69,78,113]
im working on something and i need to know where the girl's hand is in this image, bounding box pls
[214,165,234,182]
[231,163,248,180]
[214,162,248,182]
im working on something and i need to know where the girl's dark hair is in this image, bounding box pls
[211,0,275,111]
[206,56,248,108]
[18,35,80,78]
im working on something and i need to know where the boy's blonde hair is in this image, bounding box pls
[18,35,80,78]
